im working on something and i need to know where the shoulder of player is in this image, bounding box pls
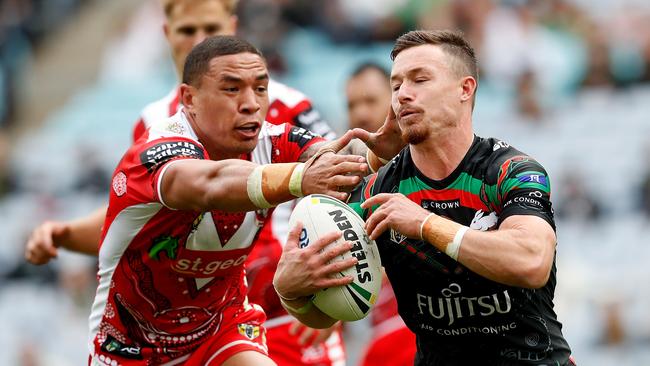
[479,136,546,184]
[268,79,310,108]
[133,113,205,156]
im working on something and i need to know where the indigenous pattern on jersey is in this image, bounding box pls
[348,136,571,365]
[128,82,334,321]
[89,109,321,365]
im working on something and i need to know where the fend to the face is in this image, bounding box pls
[164,0,238,78]
[390,44,473,144]
[185,52,269,159]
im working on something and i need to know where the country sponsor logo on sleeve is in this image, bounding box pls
[517,174,548,186]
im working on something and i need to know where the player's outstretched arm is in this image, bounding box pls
[160,147,367,212]
[273,224,357,329]
[25,206,106,264]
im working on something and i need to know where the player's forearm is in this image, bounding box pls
[61,206,105,255]
[421,215,555,288]
[457,217,555,288]
[161,160,303,212]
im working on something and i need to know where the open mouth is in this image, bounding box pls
[235,123,260,137]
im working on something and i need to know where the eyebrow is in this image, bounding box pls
[390,67,429,83]
[220,73,269,83]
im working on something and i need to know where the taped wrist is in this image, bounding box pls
[246,163,305,209]
[420,214,468,261]
[366,150,389,173]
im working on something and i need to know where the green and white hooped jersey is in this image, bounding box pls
[348,135,571,366]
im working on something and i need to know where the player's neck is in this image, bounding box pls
[410,126,474,181]
[182,109,241,160]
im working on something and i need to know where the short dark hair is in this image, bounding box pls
[182,36,264,87]
[391,30,478,81]
[349,62,389,81]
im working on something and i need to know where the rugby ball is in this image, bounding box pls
[289,194,382,321]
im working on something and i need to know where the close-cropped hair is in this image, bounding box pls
[182,35,263,87]
[391,30,478,81]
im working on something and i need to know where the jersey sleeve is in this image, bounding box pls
[114,137,208,206]
[494,156,555,230]
[290,102,337,141]
[272,123,324,163]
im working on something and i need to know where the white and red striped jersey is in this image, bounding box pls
[88,108,322,363]
[129,81,335,321]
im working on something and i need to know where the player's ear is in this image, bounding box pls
[459,76,477,104]
[180,83,196,111]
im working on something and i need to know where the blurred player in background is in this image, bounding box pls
[273,29,575,365]
[346,62,416,366]
[87,36,366,365]
[25,0,345,365]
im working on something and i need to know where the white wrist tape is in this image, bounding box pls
[419,213,435,240]
[288,163,305,197]
[446,226,468,261]
[246,165,273,209]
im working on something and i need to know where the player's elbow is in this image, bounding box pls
[509,225,555,289]
[520,269,550,289]
[290,307,338,329]
[517,255,551,289]
[296,315,338,330]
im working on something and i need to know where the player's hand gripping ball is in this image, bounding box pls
[289,194,382,321]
